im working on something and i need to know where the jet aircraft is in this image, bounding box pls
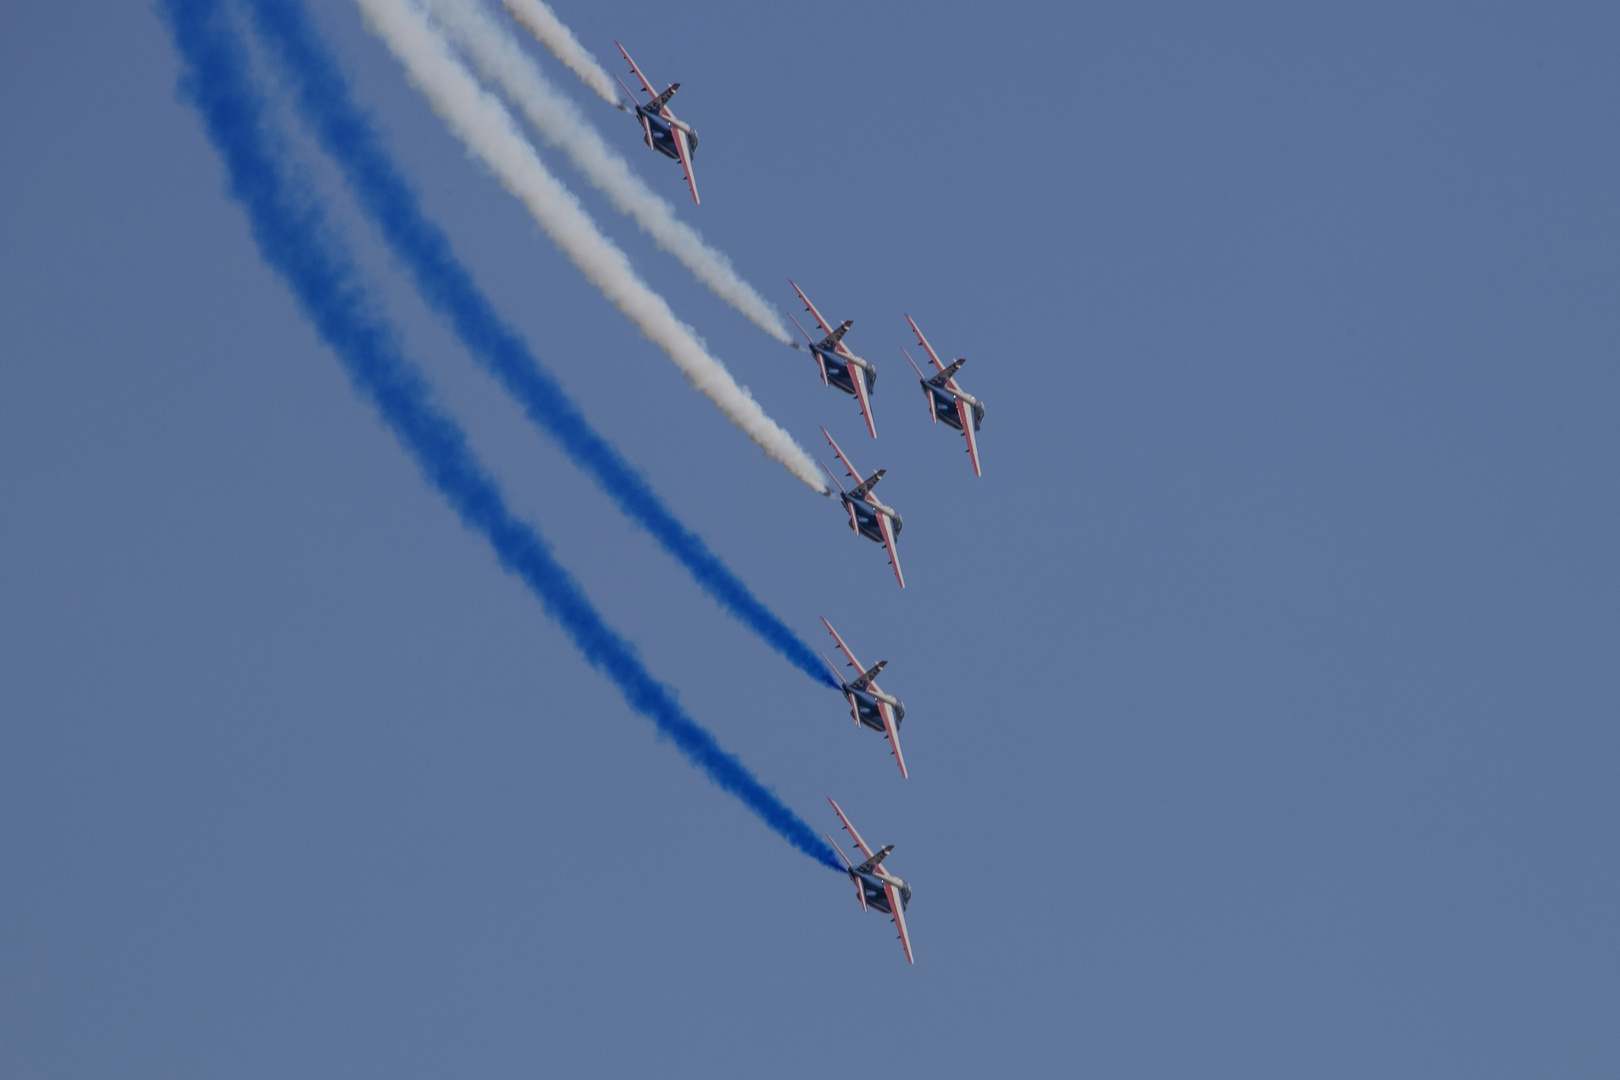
[613,42,700,204]
[819,618,908,778]
[789,282,879,438]
[903,314,986,476]
[820,427,905,588]
[826,798,914,964]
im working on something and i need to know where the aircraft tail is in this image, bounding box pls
[849,659,887,693]
[818,320,852,352]
[649,82,678,111]
[849,468,884,501]
[854,844,893,876]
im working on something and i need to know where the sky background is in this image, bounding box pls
[3,1,1618,1076]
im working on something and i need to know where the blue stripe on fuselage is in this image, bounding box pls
[638,107,680,160]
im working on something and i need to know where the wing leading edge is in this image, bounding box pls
[828,797,873,860]
[614,41,657,101]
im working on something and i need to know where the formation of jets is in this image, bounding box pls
[605,43,994,965]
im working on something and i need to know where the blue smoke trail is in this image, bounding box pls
[239,0,839,692]
[160,0,843,872]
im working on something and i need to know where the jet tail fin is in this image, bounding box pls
[817,320,852,352]
[848,659,887,693]
[854,844,893,876]
[849,468,884,501]
[928,357,967,387]
[649,83,679,111]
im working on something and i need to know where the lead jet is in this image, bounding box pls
[903,314,986,476]
[789,281,879,438]
[613,42,700,204]
[819,618,908,778]
[826,798,914,964]
[820,427,905,588]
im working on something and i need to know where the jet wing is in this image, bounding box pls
[877,510,906,588]
[614,42,658,102]
[820,618,865,674]
[957,397,983,476]
[885,879,915,964]
[820,427,865,488]
[827,797,874,861]
[790,281,837,338]
[879,700,909,779]
[672,125,700,204]
[907,315,967,393]
[850,360,878,439]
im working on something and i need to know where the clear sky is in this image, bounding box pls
[2,1,1617,1077]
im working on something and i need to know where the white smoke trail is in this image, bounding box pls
[423,0,793,344]
[500,0,618,105]
[356,0,827,492]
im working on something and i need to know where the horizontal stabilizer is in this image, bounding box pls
[827,834,867,911]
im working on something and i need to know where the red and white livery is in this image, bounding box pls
[790,282,879,439]
[820,427,905,588]
[819,618,909,778]
[826,798,914,964]
[903,314,986,476]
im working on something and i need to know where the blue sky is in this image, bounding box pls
[2,1,1617,1077]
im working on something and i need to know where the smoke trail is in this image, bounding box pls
[500,0,617,104]
[243,0,839,691]
[351,0,825,491]
[424,0,793,344]
[161,0,843,872]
